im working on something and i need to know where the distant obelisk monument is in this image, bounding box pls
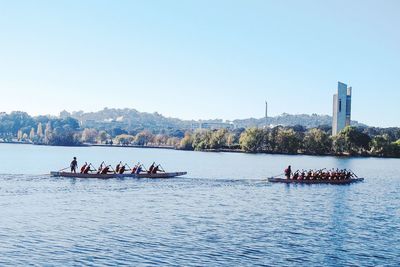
[332,82,352,135]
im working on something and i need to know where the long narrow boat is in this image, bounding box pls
[50,171,187,179]
[268,177,364,185]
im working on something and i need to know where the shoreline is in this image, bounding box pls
[1,141,399,159]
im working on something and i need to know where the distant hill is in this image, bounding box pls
[60,108,192,133]
[233,113,365,129]
[59,108,365,131]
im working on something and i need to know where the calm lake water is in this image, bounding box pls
[0,143,399,266]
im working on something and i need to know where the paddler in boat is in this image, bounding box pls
[70,157,78,173]
[100,165,111,174]
[80,162,88,173]
[292,170,299,180]
[284,165,292,179]
[118,164,126,174]
[115,161,122,173]
[83,163,94,174]
[97,162,105,174]
[148,162,156,174]
[299,170,305,180]
[131,163,138,174]
[152,165,160,174]
[135,164,143,174]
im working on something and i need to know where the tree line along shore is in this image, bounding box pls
[1,111,399,158]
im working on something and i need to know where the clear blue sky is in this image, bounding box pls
[0,0,399,127]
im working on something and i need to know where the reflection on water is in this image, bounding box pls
[0,144,399,266]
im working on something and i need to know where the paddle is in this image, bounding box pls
[131,162,141,173]
[97,161,105,170]
[350,169,358,178]
[108,165,117,174]
[270,173,284,179]
[117,163,130,174]
[141,164,149,173]
[158,164,166,173]
[125,163,132,171]
[58,166,70,172]
[89,163,96,172]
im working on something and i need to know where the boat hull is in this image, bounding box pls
[268,177,364,185]
[50,171,187,179]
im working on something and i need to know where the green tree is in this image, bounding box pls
[179,132,193,150]
[209,129,228,149]
[46,126,81,146]
[333,126,371,155]
[303,128,332,154]
[370,135,391,156]
[226,132,239,148]
[268,126,281,152]
[239,128,266,152]
[114,134,135,145]
[275,128,302,154]
[135,131,153,146]
[192,130,212,150]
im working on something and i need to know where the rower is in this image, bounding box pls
[97,163,104,174]
[148,162,155,174]
[101,165,110,174]
[115,161,122,173]
[152,165,160,174]
[135,165,143,174]
[293,170,299,180]
[299,170,305,180]
[80,162,88,173]
[119,164,126,174]
[284,165,292,179]
[131,164,138,174]
[83,163,93,174]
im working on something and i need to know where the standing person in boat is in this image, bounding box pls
[284,165,292,179]
[70,157,78,173]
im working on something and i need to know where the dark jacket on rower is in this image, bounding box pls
[101,166,110,174]
[148,163,155,174]
[152,165,159,174]
[119,165,126,174]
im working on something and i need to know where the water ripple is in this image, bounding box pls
[0,170,399,266]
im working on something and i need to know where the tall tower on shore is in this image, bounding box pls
[332,82,352,135]
[265,101,268,127]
